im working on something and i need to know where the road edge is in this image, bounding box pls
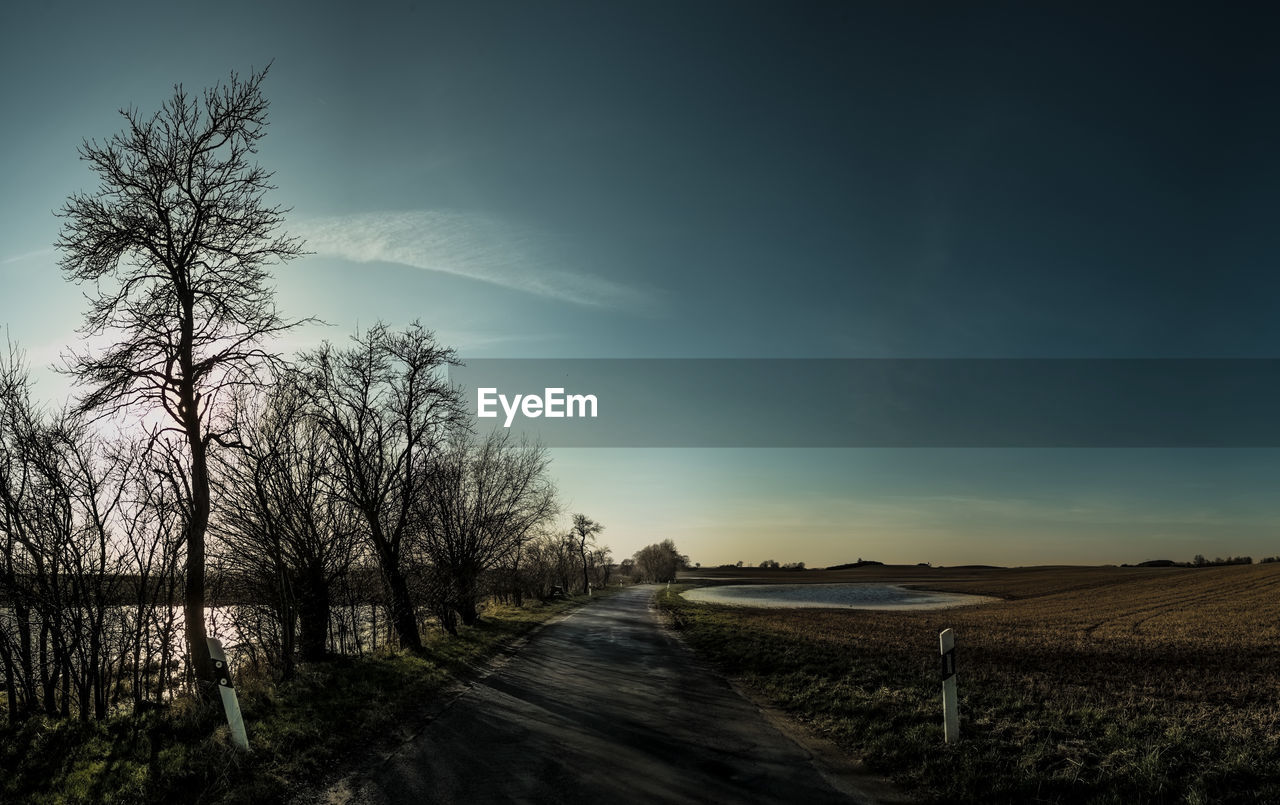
[649,589,916,805]
[311,599,600,805]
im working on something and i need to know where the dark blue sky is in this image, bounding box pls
[3,1,1279,564]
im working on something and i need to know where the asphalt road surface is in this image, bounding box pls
[348,585,896,805]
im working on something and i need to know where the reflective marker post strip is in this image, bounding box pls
[940,629,959,741]
[940,628,959,744]
[207,638,250,751]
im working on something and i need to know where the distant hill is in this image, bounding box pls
[826,560,884,570]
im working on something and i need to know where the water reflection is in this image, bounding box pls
[681,583,998,610]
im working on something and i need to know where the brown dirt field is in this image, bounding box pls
[665,563,1280,803]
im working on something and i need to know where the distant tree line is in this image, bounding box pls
[1125,555,1258,568]
[712,559,811,570]
[1192,554,1254,567]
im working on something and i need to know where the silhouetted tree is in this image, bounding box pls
[507,529,571,601]
[633,539,688,583]
[212,373,361,670]
[55,65,305,691]
[569,514,604,594]
[417,430,557,630]
[0,346,180,722]
[584,545,613,590]
[302,322,464,651]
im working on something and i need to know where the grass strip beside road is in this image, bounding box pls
[0,592,610,805]
[657,572,1280,805]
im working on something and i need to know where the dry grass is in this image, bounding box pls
[0,593,605,805]
[663,564,1280,803]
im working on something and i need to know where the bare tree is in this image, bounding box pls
[417,430,557,630]
[213,374,360,670]
[302,322,464,651]
[54,65,306,690]
[633,540,688,583]
[502,528,574,603]
[116,441,186,713]
[618,557,636,580]
[0,346,170,721]
[587,545,613,589]
[568,514,604,595]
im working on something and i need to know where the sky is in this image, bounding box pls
[3,1,1280,567]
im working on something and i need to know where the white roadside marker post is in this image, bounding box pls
[207,638,250,751]
[939,628,959,744]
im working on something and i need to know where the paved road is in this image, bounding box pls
[349,585,891,805]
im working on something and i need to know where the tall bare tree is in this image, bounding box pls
[568,514,604,595]
[55,65,305,689]
[302,322,464,651]
[417,430,557,630]
[0,345,159,722]
[213,374,361,670]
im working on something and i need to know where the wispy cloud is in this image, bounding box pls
[295,210,647,308]
[274,324,563,359]
[1,248,55,266]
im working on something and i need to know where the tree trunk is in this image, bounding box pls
[184,427,214,697]
[454,568,481,626]
[95,666,107,720]
[15,600,34,716]
[385,567,422,651]
[437,603,459,637]
[78,670,91,722]
[0,643,18,724]
[510,545,524,607]
[59,658,71,718]
[88,627,103,720]
[298,563,331,663]
[368,521,422,652]
[3,672,16,725]
[457,595,479,626]
[40,622,57,717]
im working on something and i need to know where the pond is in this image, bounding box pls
[680,583,998,610]
[0,602,392,672]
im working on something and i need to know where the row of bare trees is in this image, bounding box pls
[211,322,578,654]
[2,65,612,725]
[0,348,190,722]
[0,328,611,722]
